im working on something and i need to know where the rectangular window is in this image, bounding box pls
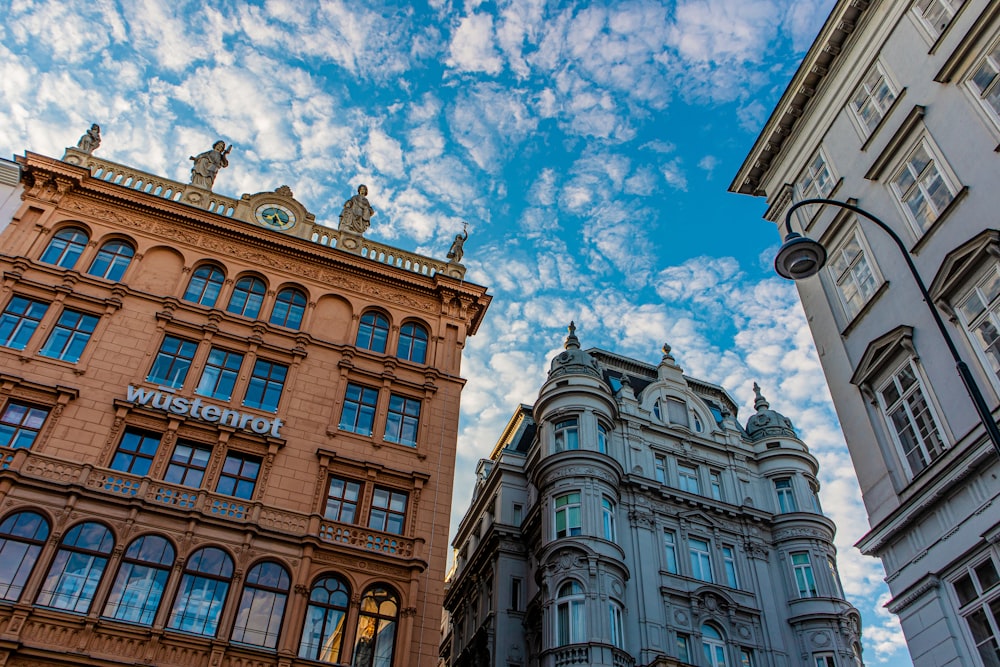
[324,476,362,523]
[39,309,99,363]
[828,556,843,596]
[709,471,723,500]
[110,428,160,475]
[689,537,713,582]
[339,382,379,436]
[609,603,624,648]
[242,359,287,412]
[913,0,964,37]
[677,634,691,663]
[164,441,212,488]
[829,228,880,320]
[664,530,679,574]
[384,393,421,446]
[851,63,898,135]
[602,496,617,542]
[878,360,946,476]
[889,139,958,233]
[654,454,667,484]
[216,452,261,499]
[147,335,199,388]
[723,546,739,588]
[597,423,608,454]
[796,149,836,200]
[678,464,700,494]
[368,487,408,534]
[775,478,797,513]
[554,418,579,451]
[554,492,582,538]
[512,503,523,526]
[957,266,1000,387]
[741,649,755,667]
[0,296,47,350]
[792,552,818,597]
[955,558,1000,662]
[0,402,49,449]
[815,655,836,667]
[196,347,244,400]
[970,42,1000,126]
[511,577,522,611]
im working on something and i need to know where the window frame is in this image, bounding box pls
[678,463,700,494]
[325,475,363,524]
[911,0,964,40]
[86,239,134,282]
[339,382,379,437]
[352,586,400,667]
[876,358,948,478]
[555,580,585,646]
[183,264,225,307]
[654,454,667,484]
[723,545,740,589]
[689,536,714,583]
[774,477,798,513]
[384,393,421,447]
[109,428,161,476]
[231,561,290,649]
[848,61,899,138]
[164,441,213,488]
[554,492,582,539]
[227,276,267,319]
[299,575,351,662]
[888,136,961,236]
[355,311,390,354]
[826,225,883,322]
[36,521,114,613]
[0,401,49,450]
[216,451,262,500]
[146,335,199,389]
[39,308,99,363]
[368,486,408,535]
[40,227,88,269]
[955,264,1000,395]
[195,347,245,401]
[397,321,429,364]
[101,534,174,625]
[795,147,837,202]
[601,496,617,542]
[0,295,48,350]
[0,510,50,602]
[791,551,818,598]
[554,418,580,452]
[167,546,234,637]
[664,529,679,574]
[242,358,287,412]
[269,287,307,330]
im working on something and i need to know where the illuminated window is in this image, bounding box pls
[299,576,350,662]
[353,586,399,667]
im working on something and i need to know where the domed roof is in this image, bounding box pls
[744,383,797,441]
[548,322,602,380]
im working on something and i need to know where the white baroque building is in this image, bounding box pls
[732,0,1000,664]
[440,327,862,667]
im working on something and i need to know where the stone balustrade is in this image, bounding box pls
[4,447,416,561]
[61,148,467,280]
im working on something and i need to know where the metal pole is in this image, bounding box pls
[783,197,1000,458]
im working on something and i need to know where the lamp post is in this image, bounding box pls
[773,197,1000,458]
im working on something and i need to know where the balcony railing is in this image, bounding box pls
[3,447,417,560]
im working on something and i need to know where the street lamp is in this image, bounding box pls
[774,197,1000,458]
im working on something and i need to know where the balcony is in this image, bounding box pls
[2,447,419,561]
[543,644,635,667]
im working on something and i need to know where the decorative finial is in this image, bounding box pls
[339,184,375,234]
[564,321,580,350]
[76,124,101,154]
[189,140,232,191]
[274,185,293,197]
[661,342,676,363]
[753,382,770,411]
[447,223,469,263]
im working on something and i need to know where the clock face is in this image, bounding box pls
[255,204,296,230]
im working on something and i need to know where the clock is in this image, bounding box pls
[255,204,296,230]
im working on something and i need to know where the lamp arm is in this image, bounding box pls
[784,197,1000,456]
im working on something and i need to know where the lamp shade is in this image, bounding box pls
[774,233,827,280]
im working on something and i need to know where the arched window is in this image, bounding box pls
[232,561,290,648]
[270,288,307,329]
[353,586,400,667]
[356,311,389,353]
[102,534,174,625]
[36,521,114,613]
[87,240,134,281]
[0,510,49,602]
[227,277,267,319]
[702,624,728,667]
[183,264,225,307]
[168,547,233,636]
[397,322,428,363]
[299,575,351,663]
[556,580,585,646]
[40,227,88,268]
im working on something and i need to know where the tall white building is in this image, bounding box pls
[732,0,1000,664]
[441,328,862,667]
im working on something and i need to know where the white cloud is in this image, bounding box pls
[447,13,503,74]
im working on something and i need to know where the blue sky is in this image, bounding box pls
[1,0,910,664]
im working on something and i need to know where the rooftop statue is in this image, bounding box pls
[189,140,231,190]
[76,124,101,154]
[339,184,374,234]
[447,228,468,263]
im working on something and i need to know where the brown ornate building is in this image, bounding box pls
[0,144,489,667]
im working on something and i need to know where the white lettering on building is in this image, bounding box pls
[125,385,283,437]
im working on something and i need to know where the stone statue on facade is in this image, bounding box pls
[339,184,374,233]
[76,124,102,154]
[447,228,468,263]
[189,140,231,190]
